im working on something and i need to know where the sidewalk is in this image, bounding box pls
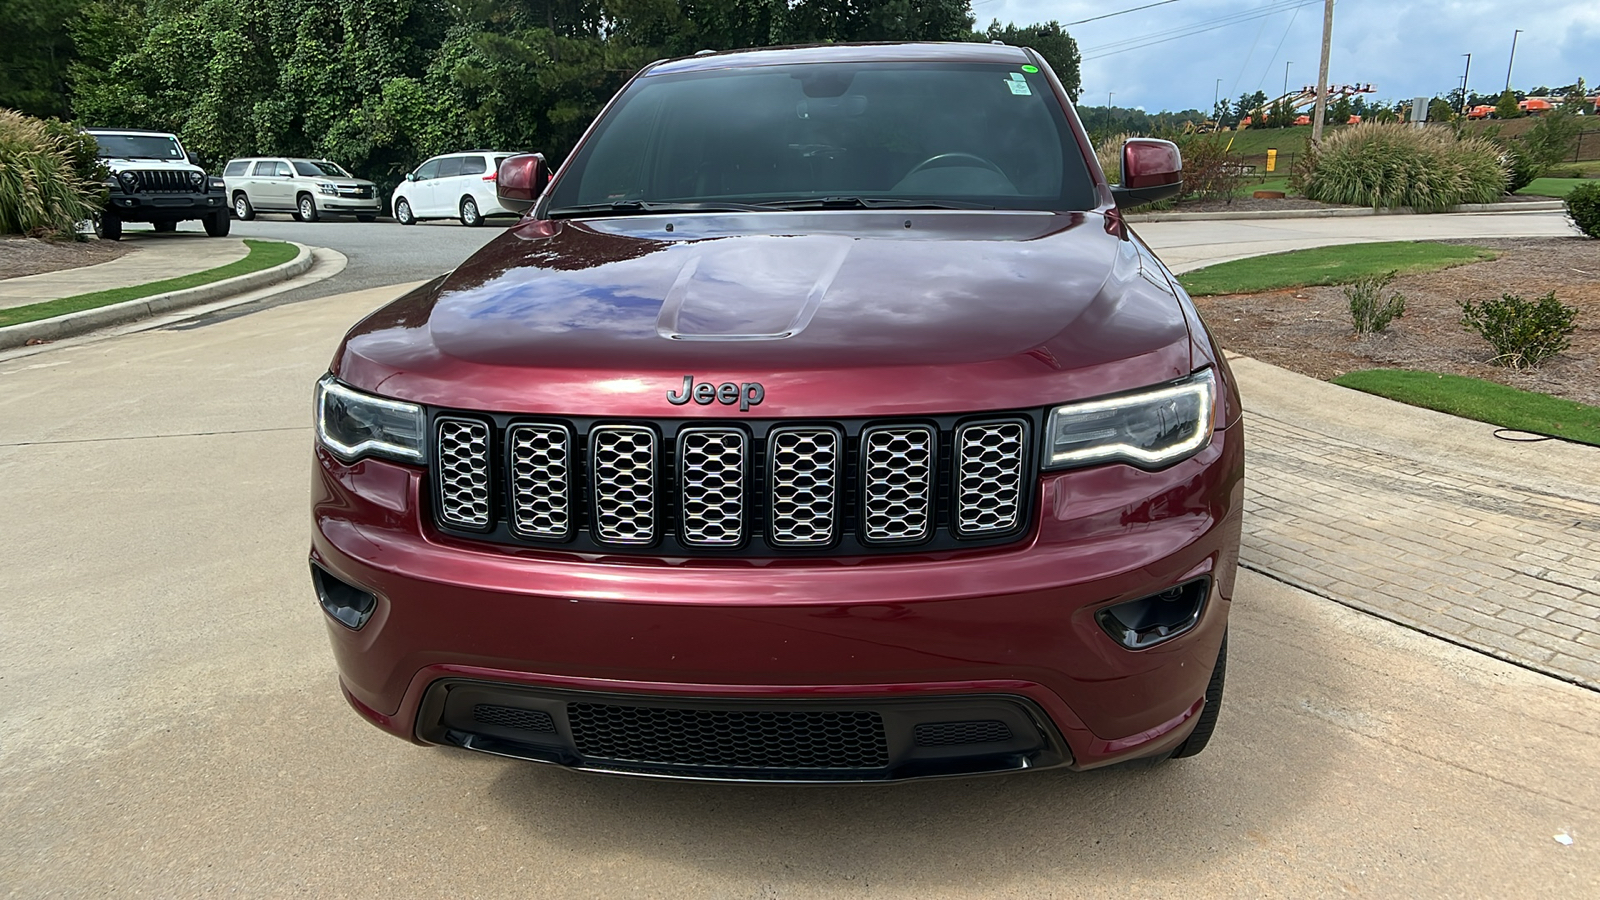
[1141,209,1599,689]
[0,233,249,310]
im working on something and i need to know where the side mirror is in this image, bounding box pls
[187,151,203,167]
[497,153,550,214]
[1111,138,1183,209]
[404,172,416,182]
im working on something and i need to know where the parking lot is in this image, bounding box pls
[2,215,1597,896]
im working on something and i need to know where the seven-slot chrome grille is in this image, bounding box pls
[129,170,194,193]
[432,415,1032,554]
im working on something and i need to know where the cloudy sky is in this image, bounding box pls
[975,0,1599,111]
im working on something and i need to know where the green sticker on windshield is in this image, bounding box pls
[1021,64,1039,73]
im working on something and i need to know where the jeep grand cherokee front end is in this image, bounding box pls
[311,42,1243,782]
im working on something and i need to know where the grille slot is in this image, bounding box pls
[508,424,572,539]
[590,425,657,544]
[768,427,840,546]
[955,421,1027,536]
[678,428,747,546]
[860,425,936,544]
[473,705,556,733]
[914,720,1013,746]
[436,418,492,528]
[567,703,889,769]
[131,170,192,193]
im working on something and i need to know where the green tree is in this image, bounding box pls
[1427,97,1455,123]
[1330,95,1352,125]
[1495,88,1522,119]
[0,0,86,118]
[976,20,1080,100]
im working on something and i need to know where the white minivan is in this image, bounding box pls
[391,151,520,226]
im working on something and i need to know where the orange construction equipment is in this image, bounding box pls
[1467,105,1496,120]
[1518,97,1555,115]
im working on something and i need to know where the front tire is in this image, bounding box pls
[233,193,255,221]
[297,194,319,223]
[459,196,482,227]
[395,198,416,225]
[1169,633,1226,759]
[203,210,231,237]
[99,212,122,241]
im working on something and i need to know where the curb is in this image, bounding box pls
[1129,200,1566,223]
[0,241,314,350]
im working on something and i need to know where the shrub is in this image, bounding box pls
[1296,123,1507,211]
[1171,133,1242,203]
[1458,292,1578,368]
[1345,272,1406,334]
[1494,89,1522,120]
[1094,132,1136,184]
[0,109,105,239]
[1502,143,1541,193]
[1567,181,1600,238]
[1523,110,1582,169]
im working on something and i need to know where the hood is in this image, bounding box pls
[335,210,1196,418]
[101,158,202,173]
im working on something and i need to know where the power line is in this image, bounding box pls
[1065,0,1189,28]
[1082,0,1321,61]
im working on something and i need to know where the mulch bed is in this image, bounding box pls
[0,236,133,280]
[1193,237,1600,406]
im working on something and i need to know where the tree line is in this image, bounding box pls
[1,0,1083,191]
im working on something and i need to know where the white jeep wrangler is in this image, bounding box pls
[87,129,230,240]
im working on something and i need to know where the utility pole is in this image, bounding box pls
[1107,92,1114,133]
[1284,61,1292,97]
[1214,78,1222,122]
[1461,53,1472,115]
[1310,0,1334,147]
[1505,29,1522,91]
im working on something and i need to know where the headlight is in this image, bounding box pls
[1042,369,1216,470]
[315,375,426,464]
[117,171,138,190]
[188,171,205,188]
[318,181,337,195]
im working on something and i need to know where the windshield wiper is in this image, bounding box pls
[546,200,773,218]
[759,196,995,210]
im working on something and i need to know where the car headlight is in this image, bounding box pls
[315,375,426,464]
[188,171,205,188]
[318,181,337,195]
[1042,368,1216,470]
[117,171,138,190]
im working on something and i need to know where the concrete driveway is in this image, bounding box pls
[3,213,1597,896]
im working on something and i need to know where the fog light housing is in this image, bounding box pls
[312,563,377,630]
[1096,577,1210,650]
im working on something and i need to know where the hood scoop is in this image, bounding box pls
[657,235,851,341]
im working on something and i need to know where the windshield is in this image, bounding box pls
[93,134,184,160]
[294,160,351,177]
[546,61,1096,215]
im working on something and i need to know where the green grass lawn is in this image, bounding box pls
[0,239,299,328]
[1333,369,1600,446]
[1515,177,1595,198]
[1178,241,1496,296]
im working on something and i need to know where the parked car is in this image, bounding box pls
[312,43,1242,782]
[87,128,230,240]
[221,157,380,222]
[390,151,519,226]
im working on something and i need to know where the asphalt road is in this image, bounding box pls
[2,276,1597,896]
[140,212,514,302]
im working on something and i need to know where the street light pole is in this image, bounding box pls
[1505,29,1522,92]
[1284,61,1292,97]
[1107,92,1114,133]
[1214,78,1222,122]
[1461,53,1472,115]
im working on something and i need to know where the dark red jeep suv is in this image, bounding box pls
[311,42,1244,781]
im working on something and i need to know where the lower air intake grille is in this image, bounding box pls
[473,705,556,733]
[914,720,1014,746]
[567,703,890,769]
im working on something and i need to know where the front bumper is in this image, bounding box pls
[312,421,1243,778]
[107,192,225,220]
[316,197,382,214]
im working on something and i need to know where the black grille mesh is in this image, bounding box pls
[914,720,1013,746]
[473,704,556,733]
[567,703,889,769]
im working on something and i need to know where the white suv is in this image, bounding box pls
[222,157,381,222]
[391,151,519,226]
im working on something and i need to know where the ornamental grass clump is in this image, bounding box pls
[1458,291,1578,368]
[1567,181,1600,238]
[1294,123,1506,211]
[0,109,104,239]
[1345,271,1406,334]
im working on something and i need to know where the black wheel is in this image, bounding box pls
[395,198,416,225]
[459,196,482,227]
[153,220,177,233]
[356,214,376,223]
[297,194,319,222]
[99,212,123,241]
[233,193,255,221]
[1169,633,1226,759]
[203,210,231,237]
